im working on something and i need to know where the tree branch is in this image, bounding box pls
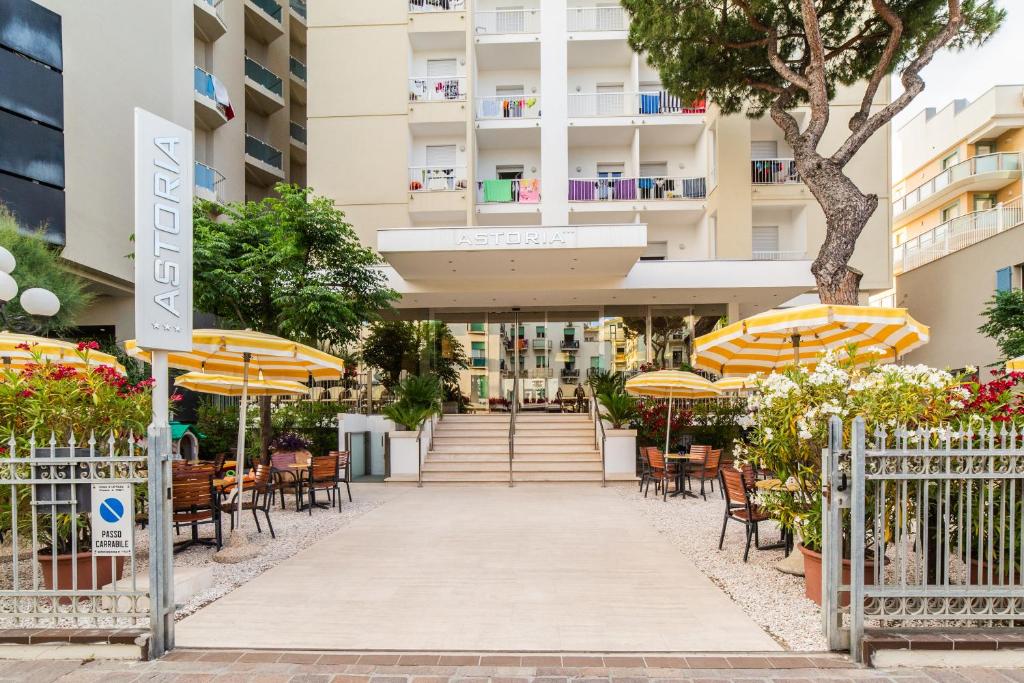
[850,0,904,132]
[799,0,831,145]
[832,0,963,166]
[732,0,811,90]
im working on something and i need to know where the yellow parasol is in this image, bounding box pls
[174,372,310,398]
[0,331,125,373]
[1007,357,1024,372]
[126,330,343,547]
[693,304,929,376]
[713,376,753,394]
[625,370,721,456]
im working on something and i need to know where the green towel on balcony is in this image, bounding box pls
[483,179,514,203]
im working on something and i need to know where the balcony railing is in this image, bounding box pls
[245,134,283,170]
[409,0,465,12]
[531,338,551,350]
[469,322,486,333]
[476,179,541,204]
[289,0,306,19]
[290,121,306,144]
[471,356,488,368]
[751,159,800,184]
[474,8,541,34]
[409,76,466,102]
[194,66,217,100]
[408,166,468,192]
[892,152,1022,216]
[194,161,225,197]
[249,0,282,21]
[893,198,1024,274]
[568,91,706,117]
[245,57,283,97]
[567,176,706,201]
[289,56,307,82]
[567,5,628,31]
[561,368,581,378]
[476,95,540,119]
[560,339,580,350]
[752,250,807,261]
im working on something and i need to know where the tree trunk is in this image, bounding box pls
[258,395,272,465]
[797,157,877,305]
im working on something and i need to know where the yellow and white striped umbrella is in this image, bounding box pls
[625,370,721,399]
[714,376,753,394]
[0,332,125,374]
[1007,357,1024,372]
[125,329,344,381]
[174,372,309,398]
[693,305,929,376]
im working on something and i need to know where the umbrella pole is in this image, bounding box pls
[664,392,672,455]
[791,333,801,365]
[234,353,251,532]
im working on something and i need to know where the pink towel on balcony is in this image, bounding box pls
[519,178,540,203]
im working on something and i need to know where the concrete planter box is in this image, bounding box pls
[603,427,638,481]
[388,430,421,480]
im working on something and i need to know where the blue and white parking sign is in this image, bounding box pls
[91,483,133,556]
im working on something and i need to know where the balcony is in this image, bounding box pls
[566,5,628,32]
[560,339,580,351]
[469,322,486,333]
[193,66,230,130]
[194,161,225,203]
[893,152,1022,222]
[408,166,469,217]
[893,197,1024,275]
[409,76,467,102]
[244,0,284,43]
[289,121,306,163]
[560,368,581,382]
[409,0,465,11]
[568,176,706,202]
[531,338,551,351]
[476,179,541,206]
[752,250,807,261]
[244,134,285,185]
[751,159,800,184]
[409,166,467,192]
[476,95,541,121]
[244,57,284,114]
[289,56,307,104]
[194,0,227,41]
[289,0,306,22]
[471,356,488,368]
[568,91,706,118]
[474,8,541,36]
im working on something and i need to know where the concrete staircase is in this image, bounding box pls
[421,413,603,483]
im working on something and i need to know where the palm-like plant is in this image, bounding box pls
[588,368,623,398]
[382,403,435,431]
[597,390,636,429]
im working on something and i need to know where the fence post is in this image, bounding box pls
[147,423,175,658]
[822,416,847,651]
[849,417,867,662]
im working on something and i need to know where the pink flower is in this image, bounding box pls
[18,389,33,398]
[76,341,100,351]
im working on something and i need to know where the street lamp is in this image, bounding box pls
[0,246,61,333]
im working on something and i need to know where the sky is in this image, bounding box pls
[891,0,1021,169]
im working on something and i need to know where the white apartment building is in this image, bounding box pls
[307,1,892,402]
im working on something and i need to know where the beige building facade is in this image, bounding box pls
[307,1,892,400]
[5,0,308,340]
[889,84,1024,369]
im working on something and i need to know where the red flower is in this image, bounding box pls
[170,392,184,403]
[19,389,33,398]
[15,342,33,351]
[76,341,100,352]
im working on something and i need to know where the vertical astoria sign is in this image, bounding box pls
[134,108,193,351]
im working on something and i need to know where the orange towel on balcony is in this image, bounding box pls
[519,178,540,203]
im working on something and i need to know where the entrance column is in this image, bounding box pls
[541,0,568,225]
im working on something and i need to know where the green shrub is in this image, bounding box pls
[597,390,636,429]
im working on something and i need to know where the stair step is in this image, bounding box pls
[432,436,595,446]
[423,461,602,473]
[419,471,605,483]
[429,445,599,455]
[426,452,601,462]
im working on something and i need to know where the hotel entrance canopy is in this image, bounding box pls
[377,224,647,280]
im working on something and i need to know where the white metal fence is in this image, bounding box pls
[0,433,148,627]
[566,5,628,31]
[752,250,806,261]
[408,166,467,191]
[408,77,466,102]
[476,95,541,119]
[893,198,1024,274]
[823,417,1024,662]
[568,91,705,117]
[751,159,800,184]
[568,176,706,201]
[893,152,1021,216]
[474,8,541,34]
[408,0,464,11]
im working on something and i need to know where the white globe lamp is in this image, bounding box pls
[0,246,14,275]
[0,271,17,303]
[20,288,60,318]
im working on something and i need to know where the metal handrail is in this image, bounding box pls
[508,381,517,488]
[416,417,426,488]
[590,396,607,487]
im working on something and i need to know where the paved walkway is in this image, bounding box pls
[176,485,780,652]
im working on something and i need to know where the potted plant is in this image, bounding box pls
[270,431,312,462]
[597,390,639,480]
[382,375,442,478]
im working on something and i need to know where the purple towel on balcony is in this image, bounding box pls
[613,178,636,200]
[568,179,594,201]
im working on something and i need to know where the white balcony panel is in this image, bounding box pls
[893,153,1021,223]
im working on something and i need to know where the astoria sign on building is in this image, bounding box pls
[133,108,193,352]
[454,227,578,249]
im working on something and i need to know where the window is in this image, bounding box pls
[640,162,668,179]
[596,83,624,116]
[496,164,524,180]
[973,193,997,212]
[939,202,960,223]
[472,376,487,403]
[495,85,524,98]
[590,356,601,369]
[752,225,780,253]
[941,150,960,170]
[640,241,668,261]
[426,59,457,78]
[996,267,1013,292]
[535,325,545,337]
[425,144,456,168]
[975,141,996,156]
[535,355,547,368]
[708,129,717,187]
[750,141,779,160]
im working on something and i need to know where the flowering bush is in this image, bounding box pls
[961,370,1024,423]
[270,431,311,453]
[0,343,154,445]
[634,398,692,449]
[737,347,966,552]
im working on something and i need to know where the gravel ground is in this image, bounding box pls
[613,482,828,651]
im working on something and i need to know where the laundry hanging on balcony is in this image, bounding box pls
[483,179,515,203]
[212,74,235,121]
[518,178,540,203]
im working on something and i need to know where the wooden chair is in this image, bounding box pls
[718,467,771,562]
[329,450,353,502]
[638,447,654,492]
[270,451,302,511]
[644,449,679,501]
[695,448,722,500]
[218,464,276,538]
[300,453,342,514]
[171,476,221,551]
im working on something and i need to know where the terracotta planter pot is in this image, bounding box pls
[799,545,879,607]
[969,558,1022,585]
[39,551,127,601]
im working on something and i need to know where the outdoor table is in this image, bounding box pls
[753,478,798,554]
[288,463,328,511]
[665,454,703,498]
